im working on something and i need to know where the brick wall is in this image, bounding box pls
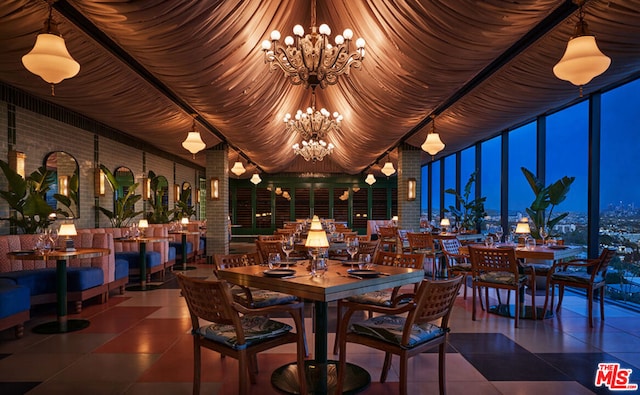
[205,145,229,255]
[398,144,422,230]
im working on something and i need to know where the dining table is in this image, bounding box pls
[460,243,584,319]
[114,236,169,291]
[7,248,109,334]
[217,259,425,394]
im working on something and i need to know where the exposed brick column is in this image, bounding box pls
[398,144,422,231]
[206,144,229,256]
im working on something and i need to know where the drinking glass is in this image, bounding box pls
[49,228,59,250]
[358,254,371,270]
[282,236,294,263]
[539,226,548,246]
[268,253,281,270]
[495,226,503,243]
[524,236,534,250]
[346,238,359,270]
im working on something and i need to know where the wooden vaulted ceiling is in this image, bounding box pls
[1,0,639,177]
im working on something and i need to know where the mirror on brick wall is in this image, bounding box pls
[44,151,79,218]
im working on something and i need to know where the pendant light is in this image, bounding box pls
[365,173,376,185]
[553,0,611,96]
[21,2,80,95]
[230,152,246,177]
[182,114,206,158]
[381,155,396,177]
[250,173,262,185]
[421,115,445,158]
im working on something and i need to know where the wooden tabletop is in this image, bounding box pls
[460,244,584,261]
[216,260,425,302]
[7,247,110,261]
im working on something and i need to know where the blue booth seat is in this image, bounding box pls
[116,251,164,283]
[0,278,30,338]
[66,267,104,292]
[0,268,57,296]
[109,258,130,295]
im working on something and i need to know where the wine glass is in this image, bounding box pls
[495,226,503,244]
[346,238,359,270]
[282,236,294,263]
[539,226,549,246]
[49,227,59,250]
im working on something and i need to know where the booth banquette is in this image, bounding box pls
[0,232,118,337]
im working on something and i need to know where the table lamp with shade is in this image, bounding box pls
[58,223,77,251]
[305,216,329,276]
[180,217,189,231]
[138,219,149,238]
[514,218,531,245]
[440,218,450,233]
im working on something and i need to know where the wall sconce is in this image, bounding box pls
[194,188,200,204]
[209,178,219,200]
[142,177,151,201]
[174,184,180,201]
[58,175,69,197]
[407,178,416,201]
[8,150,26,178]
[94,168,105,197]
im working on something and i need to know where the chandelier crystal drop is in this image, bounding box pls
[261,0,365,89]
[289,89,340,162]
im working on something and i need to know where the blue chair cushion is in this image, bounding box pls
[351,315,445,348]
[195,315,292,350]
[0,269,56,296]
[114,258,129,281]
[235,288,297,308]
[551,272,604,284]
[199,236,206,251]
[478,271,526,285]
[168,246,177,261]
[116,251,162,269]
[347,290,394,306]
[0,281,30,319]
[66,267,104,291]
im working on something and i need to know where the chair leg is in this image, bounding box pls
[193,338,201,395]
[333,301,343,355]
[556,285,565,313]
[238,350,248,395]
[380,352,392,383]
[599,287,606,322]
[587,288,594,328]
[472,284,477,321]
[514,286,520,328]
[399,354,408,395]
[438,342,446,395]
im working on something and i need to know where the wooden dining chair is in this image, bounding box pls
[377,226,399,252]
[336,276,463,395]
[213,253,308,355]
[407,232,437,278]
[439,236,472,299]
[175,274,307,395]
[543,247,615,327]
[255,239,283,263]
[355,239,379,261]
[468,246,535,328]
[333,251,424,354]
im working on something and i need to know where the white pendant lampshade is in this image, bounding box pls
[21,7,79,94]
[553,35,610,86]
[365,173,376,185]
[422,132,445,156]
[231,161,246,176]
[553,2,610,88]
[182,131,206,156]
[250,173,262,185]
[381,161,395,177]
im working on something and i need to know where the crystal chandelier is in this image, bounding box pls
[261,0,365,89]
[289,89,340,162]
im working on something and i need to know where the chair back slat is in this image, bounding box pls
[592,248,616,279]
[176,275,241,331]
[356,240,379,260]
[404,276,463,343]
[256,240,283,262]
[214,252,262,271]
[468,246,518,274]
[407,232,434,251]
[374,251,424,270]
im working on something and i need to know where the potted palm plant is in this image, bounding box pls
[521,167,575,239]
[97,164,143,228]
[445,171,487,233]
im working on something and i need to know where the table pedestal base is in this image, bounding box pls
[271,360,370,395]
[33,318,90,334]
[488,304,553,320]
